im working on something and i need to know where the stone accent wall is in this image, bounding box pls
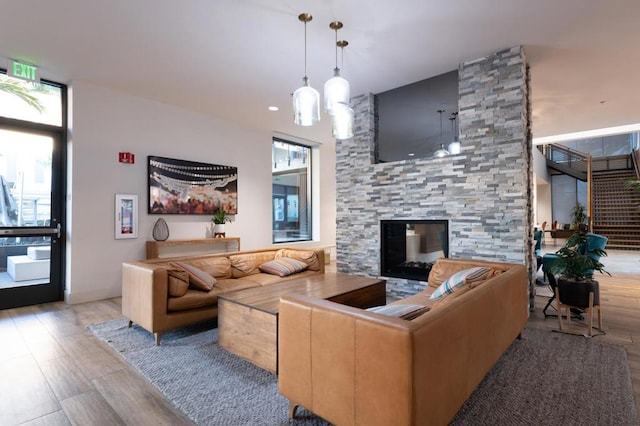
[336,46,534,298]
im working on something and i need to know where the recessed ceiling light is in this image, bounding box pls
[408,153,415,157]
[268,106,279,111]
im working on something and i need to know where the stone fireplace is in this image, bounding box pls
[335,46,535,299]
[380,219,448,281]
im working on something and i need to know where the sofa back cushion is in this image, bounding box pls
[428,258,509,288]
[167,269,190,297]
[170,261,217,291]
[181,256,232,279]
[230,252,277,278]
[429,267,493,301]
[275,249,321,271]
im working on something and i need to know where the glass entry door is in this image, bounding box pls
[0,126,64,309]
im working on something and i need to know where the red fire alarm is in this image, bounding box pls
[119,152,135,164]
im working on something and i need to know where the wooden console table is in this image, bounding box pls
[550,229,575,239]
[146,237,240,259]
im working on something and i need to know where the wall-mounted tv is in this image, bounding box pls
[375,70,459,163]
[148,156,237,215]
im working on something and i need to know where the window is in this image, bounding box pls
[0,73,63,126]
[272,139,311,243]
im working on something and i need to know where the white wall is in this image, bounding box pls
[66,81,336,303]
[533,147,552,228]
[535,182,552,228]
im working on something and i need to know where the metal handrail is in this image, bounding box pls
[587,153,593,231]
[540,143,589,162]
[633,149,640,179]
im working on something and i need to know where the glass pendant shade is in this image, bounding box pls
[293,78,320,126]
[447,112,460,154]
[324,69,350,115]
[448,140,461,155]
[435,144,449,158]
[331,102,354,139]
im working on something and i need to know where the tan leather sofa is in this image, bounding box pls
[278,258,528,426]
[122,247,324,345]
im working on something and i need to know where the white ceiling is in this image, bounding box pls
[2,0,639,145]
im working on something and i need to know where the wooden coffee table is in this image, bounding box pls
[218,273,386,374]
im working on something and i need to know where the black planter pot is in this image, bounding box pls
[557,278,600,308]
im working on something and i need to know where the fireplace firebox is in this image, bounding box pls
[380,220,449,281]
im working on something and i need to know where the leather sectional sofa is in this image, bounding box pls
[278,257,528,426]
[122,247,324,345]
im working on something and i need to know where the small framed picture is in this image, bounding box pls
[115,194,138,239]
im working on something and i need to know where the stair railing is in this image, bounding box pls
[540,143,589,165]
[587,154,593,232]
[633,148,640,179]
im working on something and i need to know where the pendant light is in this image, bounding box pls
[331,40,354,139]
[293,13,320,126]
[448,112,461,155]
[324,22,350,115]
[434,109,449,157]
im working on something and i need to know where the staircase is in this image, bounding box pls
[591,170,640,250]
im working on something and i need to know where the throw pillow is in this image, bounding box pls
[429,266,492,301]
[170,261,216,291]
[167,269,189,297]
[275,249,320,271]
[366,304,430,320]
[258,257,308,277]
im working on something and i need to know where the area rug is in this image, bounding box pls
[89,321,638,426]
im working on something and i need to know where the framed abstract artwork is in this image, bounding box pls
[148,156,238,215]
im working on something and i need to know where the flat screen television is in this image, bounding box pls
[374,70,459,163]
[380,219,449,281]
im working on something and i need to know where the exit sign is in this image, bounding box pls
[8,59,39,82]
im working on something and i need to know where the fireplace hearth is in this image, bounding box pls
[380,220,448,281]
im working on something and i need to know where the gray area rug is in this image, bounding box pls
[89,321,638,426]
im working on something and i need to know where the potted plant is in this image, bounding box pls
[212,209,230,235]
[547,231,609,308]
[625,177,640,209]
[569,202,587,230]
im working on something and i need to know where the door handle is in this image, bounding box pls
[0,227,59,236]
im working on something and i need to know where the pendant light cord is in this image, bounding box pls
[334,27,338,71]
[304,20,308,81]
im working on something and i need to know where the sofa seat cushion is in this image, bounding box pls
[366,304,430,320]
[240,273,285,286]
[278,269,319,282]
[214,278,261,293]
[391,291,439,309]
[167,288,223,312]
[230,252,277,278]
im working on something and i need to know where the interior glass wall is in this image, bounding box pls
[556,133,635,157]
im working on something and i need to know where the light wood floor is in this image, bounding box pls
[0,269,638,425]
[0,298,193,425]
[529,272,640,415]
